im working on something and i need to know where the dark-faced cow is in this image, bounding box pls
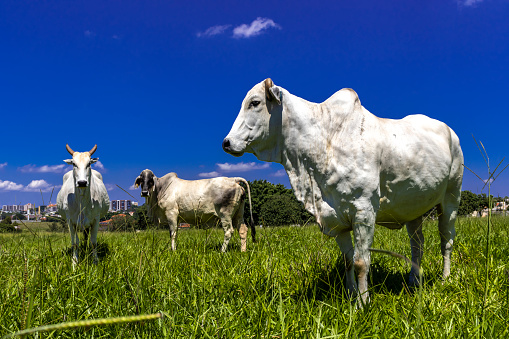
[223,78,463,306]
[57,144,110,267]
[134,169,255,252]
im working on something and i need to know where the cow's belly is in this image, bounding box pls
[177,210,221,227]
[376,184,446,228]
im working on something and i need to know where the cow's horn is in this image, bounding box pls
[66,144,75,155]
[89,144,97,156]
[264,78,273,89]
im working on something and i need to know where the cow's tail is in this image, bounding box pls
[236,177,256,243]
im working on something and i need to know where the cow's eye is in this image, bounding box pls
[249,100,260,108]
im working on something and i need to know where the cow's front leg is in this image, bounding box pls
[220,217,234,252]
[335,231,356,296]
[68,222,79,267]
[90,218,100,265]
[166,213,178,251]
[352,210,376,308]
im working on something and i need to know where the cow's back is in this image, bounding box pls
[376,114,462,225]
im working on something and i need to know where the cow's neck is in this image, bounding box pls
[145,182,162,224]
[278,90,364,221]
[74,181,92,203]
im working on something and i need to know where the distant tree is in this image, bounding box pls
[244,180,315,226]
[458,190,493,216]
[109,214,136,231]
[14,212,25,221]
[259,194,302,226]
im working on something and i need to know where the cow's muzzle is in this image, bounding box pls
[141,191,149,197]
[222,138,244,156]
[77,180,88,188]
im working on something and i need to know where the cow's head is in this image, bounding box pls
[134,169,157,197]
[63,144,98,191]
[222,78,283,162]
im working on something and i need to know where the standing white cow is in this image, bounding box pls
[134,169,255,252]
[223,78,463,305]
[57,144,110,266]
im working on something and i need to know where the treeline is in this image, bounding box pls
[458,190,504,216]
[3,187,500,234]
[243,180,315,226]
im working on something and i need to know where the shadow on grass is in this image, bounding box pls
[205,242,243,252]
[63,241,110,263]
[298,259,442,302]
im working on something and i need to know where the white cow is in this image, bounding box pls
[134,169,255,252]
[223,78,463,305]
[57,144,110,266]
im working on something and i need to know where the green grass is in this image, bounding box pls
[1,216,508,338]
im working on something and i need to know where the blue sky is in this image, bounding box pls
[1,0,509,207]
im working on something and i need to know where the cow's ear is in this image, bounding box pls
[64,159,73,165]
[90,158,99,164]
[134,176,142,188]
[268,86,282,105]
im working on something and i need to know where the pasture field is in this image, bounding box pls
[1,217,508,338]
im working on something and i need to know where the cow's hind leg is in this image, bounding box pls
[220,217,234,252]
[438,195,459,280]
[233,200,248,252]
[406,216,424,286]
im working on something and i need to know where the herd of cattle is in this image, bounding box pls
[56,78,464,306]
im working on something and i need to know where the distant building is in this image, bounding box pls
[110,200,133,212]
[2,203,34,213]
[2,204,22,213]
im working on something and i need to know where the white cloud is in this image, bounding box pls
[217,162,270,172]
[198,171,221,178]
[461,0,484,7]
[233,17,281,39]
[18,164,67,173]
[271,169,286,177]
[23,180,56,192]
[105,184,116,191]
[93,161,106,172]
[0,162,6,169]
[0,180,24,191]
[129,184,138,191]
[197,24,231,37]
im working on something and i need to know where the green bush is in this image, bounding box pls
[110,214,137,231]
[1,216,12,225]
[259,194,303,226]
[0,222,19,233]
[245,179,315,226]
[49,221,67,232]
